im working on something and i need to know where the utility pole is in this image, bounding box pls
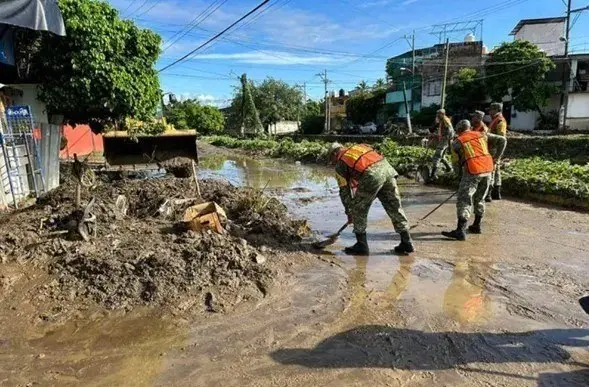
[411,30,416,112]
[316,70,330,133]
[402,81,413,134]
[559,0,573,131]
[404,31,416,113]
[440,38,450,110]
[240,73,247,137]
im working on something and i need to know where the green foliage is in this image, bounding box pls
[304,100,322,117]
[346,90,386,124]
[536,110,559,131]
[446,68,486,116]
[301,115,324,134]
[18,0,162,128]
[485,40,556,112]
[226,76,303,133]
[204,135,589,206]
[503,158,589,202]
[165,100,224,134]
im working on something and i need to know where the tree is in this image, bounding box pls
[373,78,387,91]
[346,89,386,125]
[304,99,322,117]
[226,76,303,134]
[446,68,487,118]
[355,80,369,94]
[16,0,161,130]
[485,40,555,114]
[164,100,224,134]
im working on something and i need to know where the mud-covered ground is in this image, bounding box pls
[1,146,588,386]
[0,166,312,323]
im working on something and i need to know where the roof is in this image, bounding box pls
[510,17,566,36]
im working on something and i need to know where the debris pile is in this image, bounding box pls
[0,171,310,314]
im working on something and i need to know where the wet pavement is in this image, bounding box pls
[2,149,589,386]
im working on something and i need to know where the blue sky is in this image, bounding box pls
[107,0,589,106]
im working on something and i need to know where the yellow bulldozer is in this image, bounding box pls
[102,118,198,167]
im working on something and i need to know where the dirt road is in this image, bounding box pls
[1,148,588,386]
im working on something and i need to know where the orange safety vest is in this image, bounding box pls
[456,131,494,175]
[337,144,383,175]
[489,113,506,134]
[472,123,488,133]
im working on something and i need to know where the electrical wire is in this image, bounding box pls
[134,0,161,19]
[158,0,272,73]
[126,0,150,18]
[162,0,229,53]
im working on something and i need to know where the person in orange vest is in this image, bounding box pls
[429,109,455,182]
[442,120,506,241]
[486,102,508,201]
[471,110,488,133]
[329,143,414,255]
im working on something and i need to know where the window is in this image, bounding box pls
[426,80,441,96]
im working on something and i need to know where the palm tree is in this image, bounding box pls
[355,80,369,93]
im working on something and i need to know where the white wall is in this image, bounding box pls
[6,84,49,124]
[567,93,589,130]
[510,110,538,131]
[515,22,565,56]
[269,120,299,134]
[421,95,441,108]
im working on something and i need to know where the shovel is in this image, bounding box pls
[410,191,457,230]
[312,222,349,249]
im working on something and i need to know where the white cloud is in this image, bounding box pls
[187,50,349,65]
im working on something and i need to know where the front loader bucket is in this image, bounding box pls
[103,130,198,166]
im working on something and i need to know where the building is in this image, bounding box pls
[328,89,349,131]
[508,17,589,131]
[385,36,486,117]
[509,17,566,56]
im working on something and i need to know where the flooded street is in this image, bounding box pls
[2,148,588,386]
[190,149,589,386]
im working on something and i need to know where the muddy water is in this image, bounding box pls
[3,150,589,386]
[193,152,589,386]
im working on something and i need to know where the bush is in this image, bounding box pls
[536,110,559,131]
[301,115,325,134]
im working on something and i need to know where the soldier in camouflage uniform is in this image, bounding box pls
[330,143,415,255]
[486,102,508,202]
[442,119,506,241]
[429,109,455,182]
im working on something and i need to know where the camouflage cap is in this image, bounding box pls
[437,109,446,114]
[456,119,471,132]
[471,110,485,118]
[489,102,503,112]
[329,142,344,155]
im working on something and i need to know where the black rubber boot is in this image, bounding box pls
[345,233,369,256]
[442,218,467,241]
[468,215,483,234]
[394,231,415,254]
[491,186,502,200]
[485,190,492,203]
[427,166,438,184]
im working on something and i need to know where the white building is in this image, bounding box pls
[509,17,566,56]
[508,17,589,131]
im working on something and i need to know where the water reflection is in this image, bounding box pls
[443,261,493,326]
[198,154,333,190]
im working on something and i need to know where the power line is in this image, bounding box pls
[158,0,271,73]
[162,0,229,53]
[134,0,161,19]
[121,0,138,15]
[126,0,150,18]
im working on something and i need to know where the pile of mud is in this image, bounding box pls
[0,171,310,313]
